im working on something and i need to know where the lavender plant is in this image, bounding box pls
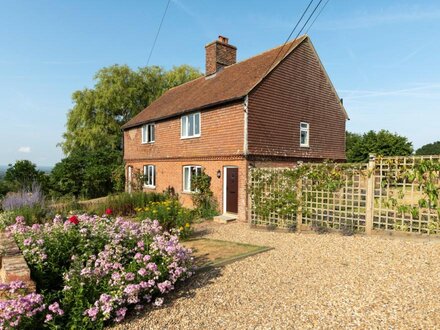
[1,182,44,211]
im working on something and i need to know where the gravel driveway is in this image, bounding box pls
[113,222,440,329]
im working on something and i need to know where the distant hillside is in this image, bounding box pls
[0,165,53,179]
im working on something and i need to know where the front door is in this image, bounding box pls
[226,167,238,213]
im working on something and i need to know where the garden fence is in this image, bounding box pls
[249,155,440,236]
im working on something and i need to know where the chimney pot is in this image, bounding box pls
[218,35,228,44]
[205,35,236,76]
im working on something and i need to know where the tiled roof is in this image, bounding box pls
[122,36,308,129]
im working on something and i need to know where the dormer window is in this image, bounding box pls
[181,112,201,139]
[142,123,155,143]
[300,122,309,147]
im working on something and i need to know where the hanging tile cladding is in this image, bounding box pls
[247,39,346,160]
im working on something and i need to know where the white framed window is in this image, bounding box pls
[143,165,156,188]
[181,112,201,138]
[183,165,202,192]
[300,122,309,147]
[141,123,155,143]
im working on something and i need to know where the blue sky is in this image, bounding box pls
[0,0,439,166]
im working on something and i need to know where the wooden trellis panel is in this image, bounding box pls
[372,155,440,234]
[249,155,440,236]
[249,168,296,229]
[301,164,368,231]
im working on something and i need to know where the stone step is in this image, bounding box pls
[213,213,237,224]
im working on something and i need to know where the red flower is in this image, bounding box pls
[105,208,113,215]
[68,215,79,225]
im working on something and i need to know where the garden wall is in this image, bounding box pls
[249,155,440,236]
[0,233,35,299]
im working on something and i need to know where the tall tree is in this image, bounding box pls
[415,141,440,155]
[346,130,413,163]
[61,64,201,154]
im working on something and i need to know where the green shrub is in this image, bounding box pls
[191,171,219,219]
[135,199,194,239]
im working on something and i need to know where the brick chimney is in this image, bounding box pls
[205,35,237,76]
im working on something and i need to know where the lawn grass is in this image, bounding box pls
[182,238,271,270]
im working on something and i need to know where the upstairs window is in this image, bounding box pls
[142,123,155,143]
[143,165,156,188]
[183,165,202,192]
[181,112,200,138]
[300,122,309,147]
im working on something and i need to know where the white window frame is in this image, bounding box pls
[300,122,309,147]
[181,112,201,139]
[182,165,202,192]
[141,123,155,144]
[143,165,156,188]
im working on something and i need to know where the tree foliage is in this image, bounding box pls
[346,130,413,163]
[61,64,202,154]
[50,147,122,199]
[4,160,48,192]
[415,141,440,155]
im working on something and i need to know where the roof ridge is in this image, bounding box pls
[165,35,307,93]
[222,34,308,71]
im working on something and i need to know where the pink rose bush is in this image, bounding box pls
[1,214,193,329]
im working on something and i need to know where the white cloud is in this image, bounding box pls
[18,146,31,153]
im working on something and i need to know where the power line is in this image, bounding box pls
[147,0,171,66]
[262,0,315,78]
[269,0,324,72]
[291,0,324,44]
[305,0,330,34]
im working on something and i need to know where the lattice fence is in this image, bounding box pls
[373,155,440,234]
[249,155,440,236]
[301,164,368,231]
[249,168,297,229]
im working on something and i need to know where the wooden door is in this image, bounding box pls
[226,168,238,213]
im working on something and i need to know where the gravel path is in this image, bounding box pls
[113,222,440,329]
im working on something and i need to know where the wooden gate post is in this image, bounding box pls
[296,179,303,232]
[365,154,376,235]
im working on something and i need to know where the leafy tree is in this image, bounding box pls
[346,130,413,163]
[50,147,122,199]
[415,141,440,155]
[61,64,202,154]
[4,160,48,192]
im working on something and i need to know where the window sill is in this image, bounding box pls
[181,190,195,195]
[143,185,156,190]
[300,145,310,148]
[141,142,155,145]
[180,135,201,140]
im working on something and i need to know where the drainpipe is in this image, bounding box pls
[243,95,249,157]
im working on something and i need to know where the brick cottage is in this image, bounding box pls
[122,35,347,222]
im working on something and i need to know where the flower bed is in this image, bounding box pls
[135,200,194,239]
[1,214,193,329]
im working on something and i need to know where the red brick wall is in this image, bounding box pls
[125,159,248,221]
[247,39,346,160]
[124,101,245,161]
